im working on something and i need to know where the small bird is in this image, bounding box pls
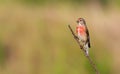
[76,18,91,56]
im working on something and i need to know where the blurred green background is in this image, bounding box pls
[0,0,120,74]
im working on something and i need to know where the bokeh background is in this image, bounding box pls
[0,0,120,74]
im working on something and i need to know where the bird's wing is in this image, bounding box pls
[86,26,91,48]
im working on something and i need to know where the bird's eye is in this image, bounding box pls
[80,19,82,21]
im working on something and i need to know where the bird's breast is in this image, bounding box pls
[76,26,86,35]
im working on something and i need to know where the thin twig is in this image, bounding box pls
[68,25,100,74]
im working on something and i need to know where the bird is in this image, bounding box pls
[76,18,91,56]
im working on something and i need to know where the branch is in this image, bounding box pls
[68,25,100,74]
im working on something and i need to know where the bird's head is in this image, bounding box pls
[76,18,86,25]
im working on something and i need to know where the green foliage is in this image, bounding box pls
[0,42,5,67]
[99,0,109,9]
[115,0,120,7]
[20,0,46,4]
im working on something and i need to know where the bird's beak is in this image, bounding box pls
[76,20,79,23]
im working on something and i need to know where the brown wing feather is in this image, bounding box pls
[86,27,91,48]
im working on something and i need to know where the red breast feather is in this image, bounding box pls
[76,26,86,35]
